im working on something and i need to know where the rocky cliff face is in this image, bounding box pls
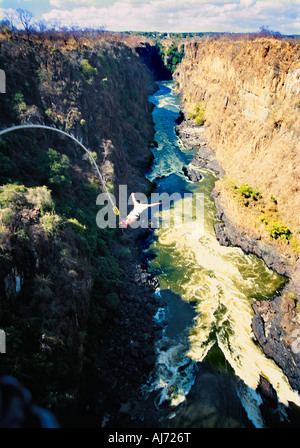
[0,32,159,425]
[175,37,300,398]
[175,38,300,237]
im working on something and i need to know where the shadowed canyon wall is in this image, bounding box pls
[0,33,159,425]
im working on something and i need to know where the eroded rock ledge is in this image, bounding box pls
[175,120,225,178]
[252,293,300,392]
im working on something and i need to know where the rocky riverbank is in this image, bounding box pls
[175,115,300,410]
[212,183,300,410]
[175,120,225,179]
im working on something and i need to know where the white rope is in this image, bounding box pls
[0,124,119,214]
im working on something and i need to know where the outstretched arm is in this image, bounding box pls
[130,192,138,205]
[147,202,162,208]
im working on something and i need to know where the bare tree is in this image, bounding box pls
[36,19,48,33]
[259,25,282,38]
[4,11,16,30]
[16,8,34,40]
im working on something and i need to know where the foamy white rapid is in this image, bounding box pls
[155,203,300,407]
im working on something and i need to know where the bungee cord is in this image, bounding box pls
[0,124,120,216]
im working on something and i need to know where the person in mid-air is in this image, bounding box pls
[120,193,161,228]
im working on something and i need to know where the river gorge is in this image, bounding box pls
[133,81,300,429]
[0,31,299,430]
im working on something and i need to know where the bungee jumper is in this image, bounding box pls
[0,125,162,230]
[120,193,162,228]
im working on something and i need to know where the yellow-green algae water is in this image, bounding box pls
[142,82,300,428]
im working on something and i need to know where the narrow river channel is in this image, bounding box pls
[139,81,300,429]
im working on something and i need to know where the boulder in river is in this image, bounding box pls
[182,166,202,182]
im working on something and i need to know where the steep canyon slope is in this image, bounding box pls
[0,31,159,425]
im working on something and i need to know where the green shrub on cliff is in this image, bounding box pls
[266,220,292,241]
[222,178,297,250]
[285,292,297,301]
[0,183,27,207]
[65,217,86,236]
[40,212,62,237]
[189,105,206,126]
[166,43,185,73]
[13,92,28,113]
[80,58,98,79]
[290,237,300,253]
[41,148,72,193]
[26,186,54,215]
[237,184,262,202]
